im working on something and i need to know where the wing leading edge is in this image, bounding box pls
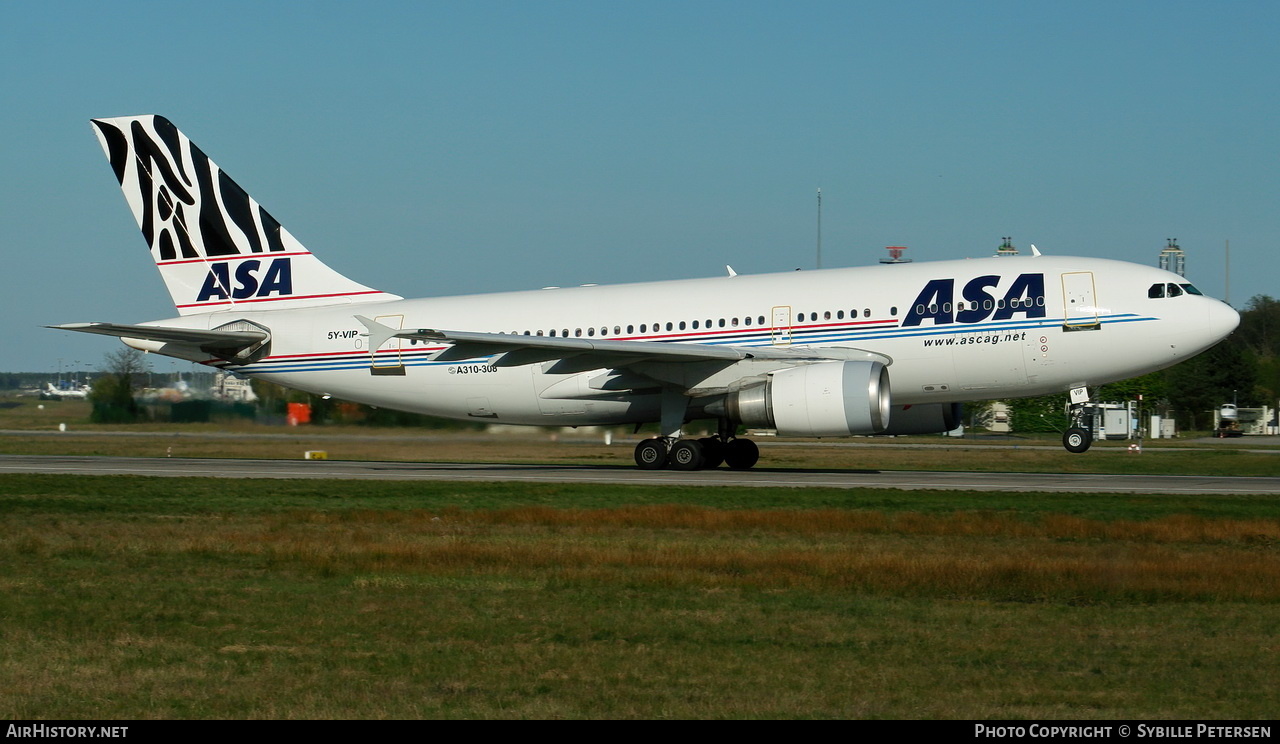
[354,315,891,374]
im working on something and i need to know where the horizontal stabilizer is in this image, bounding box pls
[49,322,269,360]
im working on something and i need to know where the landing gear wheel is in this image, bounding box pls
[635,439,668,469]
[698,437,725,469]
[723,438,760,470]
[669,440,705,471]
[1063,427,1092,454]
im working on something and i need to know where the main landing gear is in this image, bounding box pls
[636,390,761,471]
[634,436,760,471]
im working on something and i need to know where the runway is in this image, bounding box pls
[2,454,1278,494]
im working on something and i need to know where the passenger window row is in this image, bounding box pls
[914,296,1045,315]
[406,305,903,344]
[508,315,769,339]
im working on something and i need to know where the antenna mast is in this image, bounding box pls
[1225,239,1231,305]
[816,188,823,269]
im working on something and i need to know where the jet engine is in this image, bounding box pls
[715,361,891,437]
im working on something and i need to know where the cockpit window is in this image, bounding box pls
[1151,282,1204,299]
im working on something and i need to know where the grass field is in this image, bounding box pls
[3,396,1278,718]
[2,474,1279,719]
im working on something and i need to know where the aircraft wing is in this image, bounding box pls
[48,322,268,356]
[356,316,890,372]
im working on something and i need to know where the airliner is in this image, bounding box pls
[40,382,91,400]
[53,115,1239,470]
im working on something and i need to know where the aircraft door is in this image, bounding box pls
[771,306,792,345]
[1061,272,1100,330]
[369,314,406,375]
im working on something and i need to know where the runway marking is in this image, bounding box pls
[1,455,1278,494]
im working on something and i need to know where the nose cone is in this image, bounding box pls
[1211,301,1241,340]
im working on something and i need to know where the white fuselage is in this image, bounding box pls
[133,254,1237,428]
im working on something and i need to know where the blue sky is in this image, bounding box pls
[2,1,1276,373]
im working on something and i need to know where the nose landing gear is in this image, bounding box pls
[1062,425,1092,453]
[1062,386,1093,453]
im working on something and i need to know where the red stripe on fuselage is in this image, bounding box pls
[175,289,387,310]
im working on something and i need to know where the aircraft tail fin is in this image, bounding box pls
[90,115,400,315]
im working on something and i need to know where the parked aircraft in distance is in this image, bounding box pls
[53,116,1239,469]
[40,382,91,400]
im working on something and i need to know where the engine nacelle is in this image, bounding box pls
[721,361,891,437]
[880,402,962,435]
